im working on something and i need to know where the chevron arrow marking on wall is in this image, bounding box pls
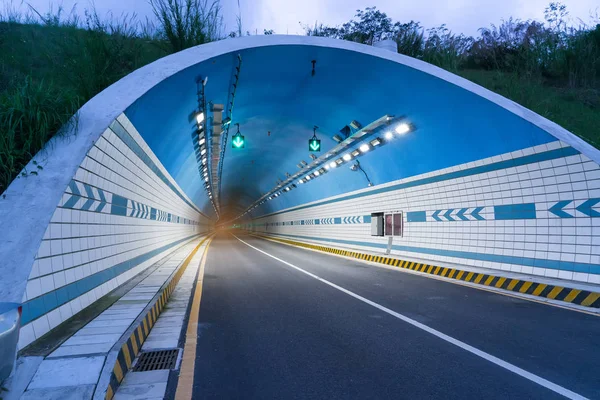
[576,198,600,217]
[456,208,469,221]
[444,209,455,221]
[81,184,96,211]
[95,189,107,212]
[432,210,442,222]
[63,180,82,209]
[549,200,574,218]
[471,207,485,220]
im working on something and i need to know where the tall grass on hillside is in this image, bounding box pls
[0,6,168,192]
[149,0,223,52]
[0,78,79,192]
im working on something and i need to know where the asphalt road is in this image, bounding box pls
[192,233,600,399]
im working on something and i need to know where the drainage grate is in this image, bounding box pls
[133,349,179,372]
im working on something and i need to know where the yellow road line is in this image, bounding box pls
[175,239,212,400]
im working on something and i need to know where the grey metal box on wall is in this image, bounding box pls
[371,213,384,236]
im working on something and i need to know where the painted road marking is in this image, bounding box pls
[253,234,600,317]
[234,234,588,400]
[175,238,212,400]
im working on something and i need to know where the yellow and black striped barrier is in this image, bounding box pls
[255,234,600,309]
[105,237,209,400]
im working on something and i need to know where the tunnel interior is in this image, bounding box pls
[3,36,599,355]
[123,44,556,222]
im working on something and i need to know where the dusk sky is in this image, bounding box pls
[10,0,600,37]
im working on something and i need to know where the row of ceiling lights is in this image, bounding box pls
[298,121,409,184]
[238,120,413,217]
[196,110,218,214]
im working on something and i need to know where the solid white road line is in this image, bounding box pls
[233,234,587,400]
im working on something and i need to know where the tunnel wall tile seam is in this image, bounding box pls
[252,234,600,309]
[18,116,210,349]
[248,141,600,285]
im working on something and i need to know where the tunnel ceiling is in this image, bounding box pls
[124,39,558,222]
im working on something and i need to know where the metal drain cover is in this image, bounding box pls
[133,349,179,372]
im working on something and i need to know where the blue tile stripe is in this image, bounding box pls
[21,234,199,325]
[266,232,600,275]
[109,120,207,218]
[494,203,536,220]
[258,147,580,219]
[262,215,366,227]
[407,211,426,222]
[64,180,200,226]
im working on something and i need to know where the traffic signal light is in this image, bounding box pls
[232,123,245,149]
[232,133,245,149]
[309,126,321,152]
[309,138,321,152]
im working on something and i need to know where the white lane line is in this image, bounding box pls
[233,234,587,400]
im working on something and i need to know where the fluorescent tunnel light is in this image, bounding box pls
[395,123,410,135]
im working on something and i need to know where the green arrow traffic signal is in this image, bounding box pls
[309,138,321,152]
[232,133,245,149]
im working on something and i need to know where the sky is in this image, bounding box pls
[8,0,600,37]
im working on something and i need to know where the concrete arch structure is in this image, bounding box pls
[1,35,599,349]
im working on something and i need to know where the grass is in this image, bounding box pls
[459,69,600,146]
[0,19,169,193]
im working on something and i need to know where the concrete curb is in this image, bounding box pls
[254,234,600,309]
[94,236,211,400]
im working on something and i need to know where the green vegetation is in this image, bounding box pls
[0,1,598,193]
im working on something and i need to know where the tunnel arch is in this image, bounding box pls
[1,35,599,349]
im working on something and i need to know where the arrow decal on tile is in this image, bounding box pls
[63,180,82,209]
[549,200,574,218]
[576,198,600,217]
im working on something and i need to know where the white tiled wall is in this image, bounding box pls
[19,114,210,349]
[252,140,600,285]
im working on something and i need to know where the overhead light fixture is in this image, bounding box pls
[223,116,232,126]
[349,120,362,130]
[298,179,304,184]
[199,137,206,146]
[329,161,337,169]
[342,153,352,161]
[335,158,343,165]
[305,175,311,181]
[351,150,360,157]
[310,154,317,160]
[202,157,207,164]
[314,170,320,176]
[301,160,308,166]
[205,177,209,182]
[297,163,303,169]
[325,164,331,170]
[318,168,326,174]
[370,138,382,146]
[395,123,410,135]
[332,134,343,143]
[201,148,207,156]
[384,131,393,140]
[359,144,370,153]
[196,112,205,125]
